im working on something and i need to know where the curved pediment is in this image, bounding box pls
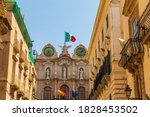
[72,44,88,59]
[37,43,58,59]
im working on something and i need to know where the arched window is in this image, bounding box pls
[60,85,69,100]
[43,87,51,100]
[79,68,84,79]
[45,67,51,79]
[78,87,86,100]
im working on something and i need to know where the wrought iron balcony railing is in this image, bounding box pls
[119,38,144,72]
[89,51,111,98]
[139,1,150,30]
[139,2,150,45]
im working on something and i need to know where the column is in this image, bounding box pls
[72,61,75,78]
[54,62,57,78]
[54,80,57,99]
[0,38,3,49]
[110,0,122,61]
[14,91,17,100]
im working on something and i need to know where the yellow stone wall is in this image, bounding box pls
[88,0,150,100]
[121,0,150,99]
[0,10,36,100]
[143,46,150,98]
[88,0,127,100]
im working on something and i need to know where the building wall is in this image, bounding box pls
[143,45,150,97]
[88,0,127,100]
[35,44,90,100]
[120,0,150,99]
[89,0,150,100]
[139,0,150,99]
[0,2,36,100]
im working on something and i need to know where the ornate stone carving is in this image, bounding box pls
[59,43,71,57]
[79,68,84,79]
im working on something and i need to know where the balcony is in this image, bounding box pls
[5,1,33,49]
[20,83,25,93]
[93,64,106,93]
[122,0,137,16]
[13,39,20,53]
[10,75,20,90]
[24,89,30,100]
[17,90,24,97]
[29,67,36,82]
[100,75,110,88]
[32,67,36,76]
[89,52,111,99]
[93,64,98,74]
[95,58,102,70]
[0,0,5,16]
[24,60,29,70]
[89,75,110,99]
[119,38,144,73]
[0,16,11,35]
[98,50,105,61]
[32,88,36,98]
[0,0,12,34]
[23,72,27,78]
[139,2,150,46]
[19,51,25,62]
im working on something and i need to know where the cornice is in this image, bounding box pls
[87,0,107,60]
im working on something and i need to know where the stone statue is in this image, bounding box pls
[46,68,50,79]
[62,66,67,79]
[59,43,72,56]
[79,68,84,79]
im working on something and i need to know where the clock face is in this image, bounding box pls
[44,47,54,57]
[76,47,86,57]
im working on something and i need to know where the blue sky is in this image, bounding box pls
[16,0,100,55]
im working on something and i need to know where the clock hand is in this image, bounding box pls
[81,50,85,54]
[47,51,50,54]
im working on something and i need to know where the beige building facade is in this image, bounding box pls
[0,1,36,100]
[119,0,150,99]
[88,0,150,100]
[0,0,11,49]
[88,0,129,100]
[35,43,90,100]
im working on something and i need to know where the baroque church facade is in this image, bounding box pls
[35,43,90,100]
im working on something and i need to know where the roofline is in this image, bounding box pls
[87,0,106,60]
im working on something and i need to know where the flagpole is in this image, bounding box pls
[64,31,66,46]
[73,81,75,100]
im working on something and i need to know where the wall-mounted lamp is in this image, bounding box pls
[125,84,132,100]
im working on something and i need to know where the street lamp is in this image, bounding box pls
[125,84,132,100]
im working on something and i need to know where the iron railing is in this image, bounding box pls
[119,38,144,68]
[139,2,150,44]
[89,51,111,99]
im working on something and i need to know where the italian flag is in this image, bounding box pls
[65,32,76,42]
